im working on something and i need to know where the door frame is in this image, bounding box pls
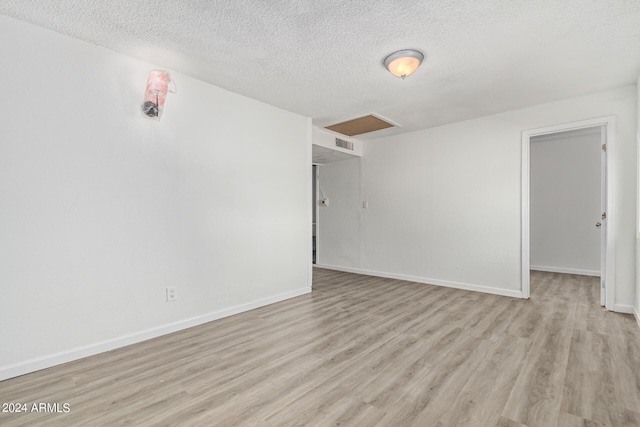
[521,116,616,310]
[312,164,321,266]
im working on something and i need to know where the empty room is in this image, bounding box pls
[1,1,640,426]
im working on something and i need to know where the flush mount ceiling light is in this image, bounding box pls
[383,49,424,79]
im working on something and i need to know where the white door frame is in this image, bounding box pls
[312,164,321,267]
[521,116,616,310]
[599,125,608,306]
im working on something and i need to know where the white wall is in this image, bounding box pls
[312,127,362,157]
[320,86,637,306]
[636,75,640,324]
[0,16,311,379]
[317,158,361,267]
[530,129,602,276]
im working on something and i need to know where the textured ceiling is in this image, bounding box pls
[2,1,640,139]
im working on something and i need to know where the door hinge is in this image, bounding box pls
[602,143,607,152]
[602,212,607,220]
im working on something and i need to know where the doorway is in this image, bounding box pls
[521,117,616,310]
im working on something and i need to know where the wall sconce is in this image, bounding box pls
[141,70,176,121]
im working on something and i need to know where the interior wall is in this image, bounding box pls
[312,127,362,157]
[319,85,636,306]
[317,158,361,268]
[636,75,640,323]
[530,129,602,276]
[0,16,311,379]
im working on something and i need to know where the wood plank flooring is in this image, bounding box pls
[1,269,639,426]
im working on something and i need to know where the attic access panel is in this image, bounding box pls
[325,115,394,136]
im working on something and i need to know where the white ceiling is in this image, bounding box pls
[2,1,639,140]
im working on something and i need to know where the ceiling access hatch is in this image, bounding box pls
[325,114,395,136]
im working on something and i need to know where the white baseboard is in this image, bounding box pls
[530,265,600,277]
[315,264,524,299]
[0,286,311,382]
[613,304,636,315]
[635,307,640,329]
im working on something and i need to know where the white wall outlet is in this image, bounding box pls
[166,287,177,302]
[362,201,369,209]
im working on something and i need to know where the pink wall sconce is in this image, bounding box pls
[141,70,176,121]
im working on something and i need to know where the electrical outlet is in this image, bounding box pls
[166,287,177,302]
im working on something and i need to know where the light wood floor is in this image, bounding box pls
[1,269,639,426]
